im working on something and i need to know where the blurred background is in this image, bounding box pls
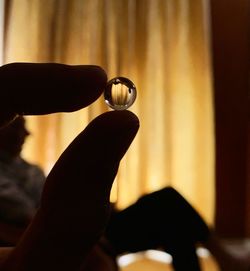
[0,0,249,239]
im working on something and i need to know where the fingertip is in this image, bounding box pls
[86,110,140,148]
[75,110,140,162]
[71,64,108,97]
[0,63,108,115]
[94,110,140,130]
[75,65,107,84]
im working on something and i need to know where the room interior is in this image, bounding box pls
[0,0,249,270]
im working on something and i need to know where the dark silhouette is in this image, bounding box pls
[99,187,250,271]
[0,62,140,271]
[106,187,209,271]
[0,116,45,246]
[0,63,247,271]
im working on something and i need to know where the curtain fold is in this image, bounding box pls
[4,0,215,224]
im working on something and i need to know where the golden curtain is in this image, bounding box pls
[4,0,214,224]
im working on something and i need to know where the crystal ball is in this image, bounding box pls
[104,77,137,110]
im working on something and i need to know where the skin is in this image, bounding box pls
[0,63,140,271]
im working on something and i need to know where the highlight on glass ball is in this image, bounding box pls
[104,77,137,111]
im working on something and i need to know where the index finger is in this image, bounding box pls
[0,63,107,125]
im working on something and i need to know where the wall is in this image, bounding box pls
[210,0,250,237]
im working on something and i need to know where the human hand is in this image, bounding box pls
[0,63,139,270]
[0,62,108,126]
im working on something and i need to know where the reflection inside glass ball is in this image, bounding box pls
[104,77,137,110]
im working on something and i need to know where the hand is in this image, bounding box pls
[0,62,108,126]
[0,63,139,271]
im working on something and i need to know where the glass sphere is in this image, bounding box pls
[104,77,137,110]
